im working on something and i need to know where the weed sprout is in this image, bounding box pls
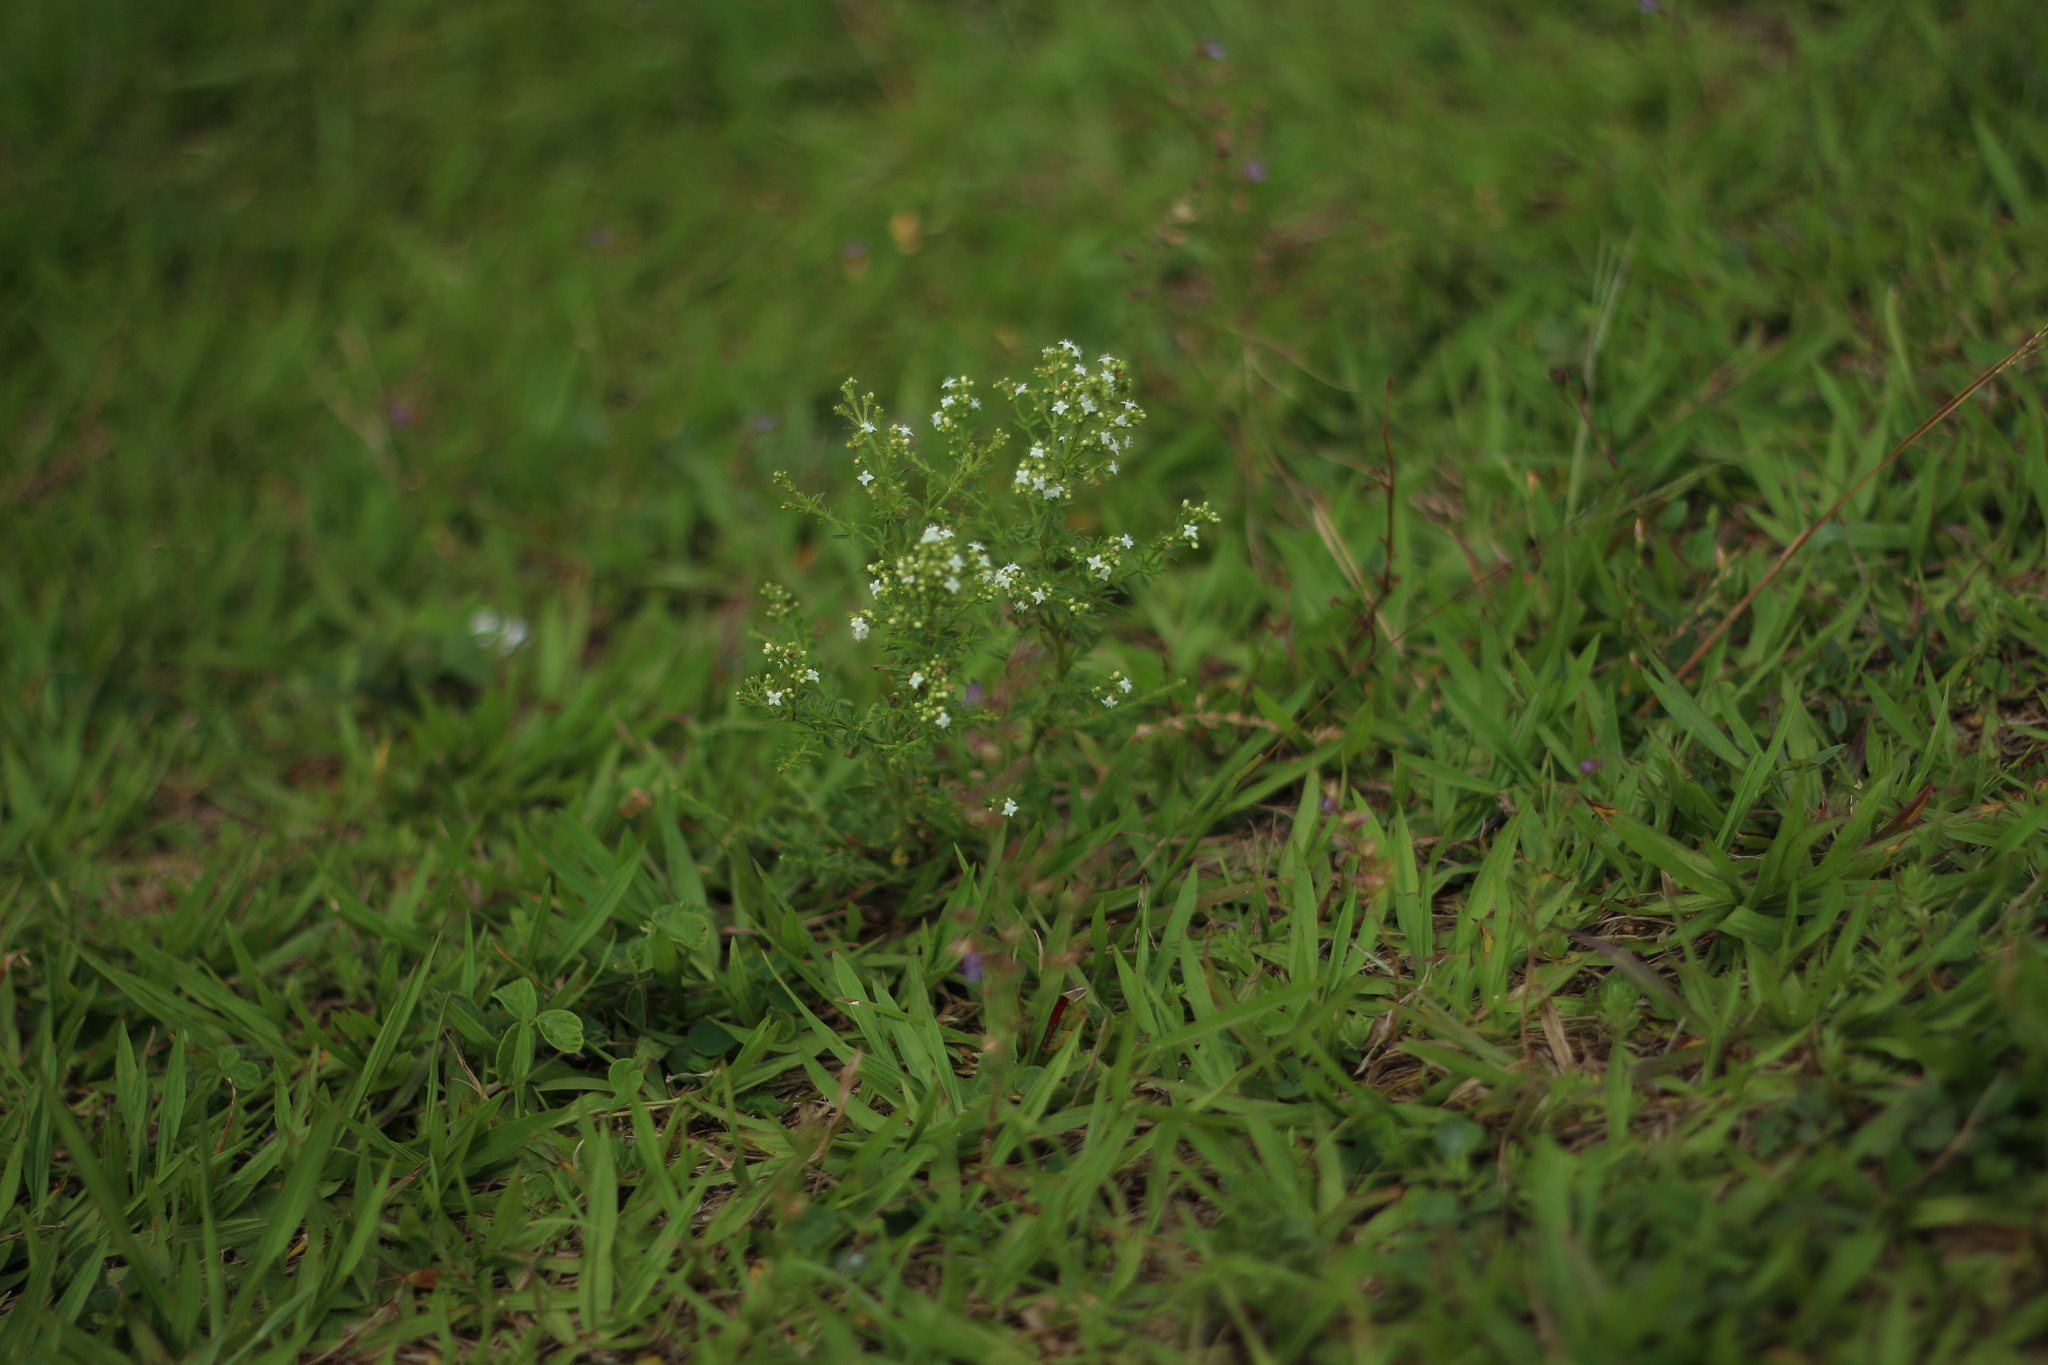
[743,344,1218,834]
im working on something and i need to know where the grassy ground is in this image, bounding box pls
[6,0,2048,1359]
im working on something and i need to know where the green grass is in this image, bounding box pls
[7,0,2048,1359]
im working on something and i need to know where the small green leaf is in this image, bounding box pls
[607,1057,647,1103]
[648,903,715,953]
[536,1009,585,1053]
[687,1017,742,1059]
[497,1021,535,1084]
[494,978,538,1021]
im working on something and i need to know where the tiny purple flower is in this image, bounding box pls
[962,952,985,985]
[1242,159,1268,183]
[963,680,985,708]
[1579,758,1601,775]
[1320,795,1338,814]
[1204,41,1227,60]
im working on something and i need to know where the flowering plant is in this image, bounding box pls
[742,341,1217,834]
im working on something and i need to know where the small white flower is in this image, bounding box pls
[1059,339,1080,356]
[469,609,530,655]
[1183,524,1199,542]
[920,524,954,544]
[943,575,961,594]
[1119,533,1134,549]
[934,711,952,729]
[1114,413,1129,427]
[1073,364,1088,377]
[1031,587,1048,604]
[1087,555,1109,579]
[851,615,870,641]
[1002,797,1018,817]
[1102,695,1119,708]
[942,376,960,390]
[970,398,981,409]
[1119,676,1133,693]
[858,469,875,487]
[1108,460,1119,474]
[1042,484,1064,500]
[931,411,945,427]
[1014,382,1029,397]
[1122,400,1137,411]
[908,671,925,690]
[805,669,820,682]
[1080,395,1097,414]
[1051,400,1069,415]
[859,420,877,434]
[1030,444,1046,458]
[871,578,885,597]
[895,425,912,437]
[766,689,785,706]
[1100,431,1116,447]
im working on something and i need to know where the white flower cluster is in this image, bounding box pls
[929,375,984,434]
[740,585,830,716]
[1008,343,1145,498]
[1012,443,1069,502]
[1174,499,1221,548]
[1083,532,1138,583]
[897,656,956,728]
[750,637,822,712]
[749,348,1222,804]
[999,561,1055,611]
[839,391,919,499]
[855,525,1007,728]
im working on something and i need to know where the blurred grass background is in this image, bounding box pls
[9,1,2048,1360]
[10,2,2046,877]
